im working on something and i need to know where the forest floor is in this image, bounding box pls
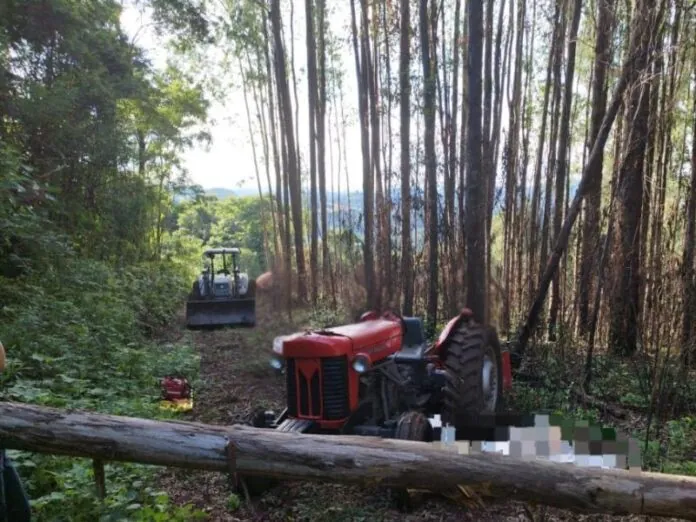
[156,295,682,522]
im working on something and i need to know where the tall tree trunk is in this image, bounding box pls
[585,171,618,389]
[483,0,494,155]
[317,0,329,293]
[486,0,507,323]
[448,0,462,316]
[549,0,583,341]
[539,0,567,313]
[515,0,662,356]
[608,0,662,357]
[305,0,319,305]
[400,0,413,316]
[458,2,469,298]
[528,4,559,311]
[271,0,307,302]
[516,0,535,318]
[421,0,438,332]
[578,0,615,336]
[350,0,376,308]
[289,3,301,185]
[487,0,507,237]
[381,0,394,306]
[682,70,696,367]
[281,98,293,315]
[263,13,285,262]
[366,0,384,310]
[502,0,525,333]
[466,0,486,323]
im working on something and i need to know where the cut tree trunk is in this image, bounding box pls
[1,402,696,519]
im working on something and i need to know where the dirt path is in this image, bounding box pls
[158,297,674,522]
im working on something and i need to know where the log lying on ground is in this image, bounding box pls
[1,402,696,520]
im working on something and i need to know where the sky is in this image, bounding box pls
[119,2,365,192]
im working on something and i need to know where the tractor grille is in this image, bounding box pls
[285,356,350,420]
[321,356,350,420]
[286,359,297,416]
[213,283,230,297]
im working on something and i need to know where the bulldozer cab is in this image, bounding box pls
[186,246,256,328]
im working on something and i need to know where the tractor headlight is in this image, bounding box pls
[272,336,285,355]
[269,356,284,370]
[351,355,371,374]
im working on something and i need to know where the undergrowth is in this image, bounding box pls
[0,258,206,521]
[510,340,696,477]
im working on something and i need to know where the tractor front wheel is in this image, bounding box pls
[394,411,433,442]
[235,408,278,497]
[441,320,503,426]
[389,411,433,512]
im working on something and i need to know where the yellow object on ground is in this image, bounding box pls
[159,398,194,412]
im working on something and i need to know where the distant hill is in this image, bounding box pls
[187,180,581,250]
[205,187,259,199]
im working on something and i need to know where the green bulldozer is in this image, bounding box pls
[185,247,256,328]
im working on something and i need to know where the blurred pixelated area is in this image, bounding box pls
[430,413,642,471]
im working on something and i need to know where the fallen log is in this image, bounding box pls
[1,402,696,520]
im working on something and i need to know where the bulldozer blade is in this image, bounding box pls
[185,299,256,328]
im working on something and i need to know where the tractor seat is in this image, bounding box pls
[392,317,428,361]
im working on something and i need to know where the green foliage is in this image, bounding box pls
[0,257,205,520]
[0,1,217,519]
[0,141,70,278]
[226,493,241,512]
[7,453,207,522]
[2,0,210,265]
[636,416,696,476]
[508,346,696,478]
[146,0,213,47]
[165,194,274,277]
[307,303,350,329]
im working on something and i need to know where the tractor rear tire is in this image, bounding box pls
[441,320,503,427]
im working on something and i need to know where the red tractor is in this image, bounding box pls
[260,308,513,442]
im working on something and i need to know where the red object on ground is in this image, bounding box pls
[161,376,191,401]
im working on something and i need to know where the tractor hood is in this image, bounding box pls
[279,318,404,361]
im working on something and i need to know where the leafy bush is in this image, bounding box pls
[0,257,205,520]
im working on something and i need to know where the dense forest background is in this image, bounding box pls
[3,0,696,519]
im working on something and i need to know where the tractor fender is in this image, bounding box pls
[430,309,513,392]
[431,308,475,353]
